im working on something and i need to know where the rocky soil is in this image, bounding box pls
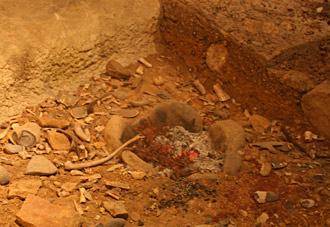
[0,0,330,227]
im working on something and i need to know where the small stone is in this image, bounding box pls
[213,84,230,102]
[206,43,228,72]
[316,7,323,13]
[111,91,130,100]
[136,66,144,75]
[8,179,42,199]
[256,212,269,225]
[300,199,315,208]
[249,114,271,133]
[254,191,279,203]
[70,170,85,176]
[16,194,82,227]
[36,117,70,129]
[0,166,10,185]
[130,211,141,221]
[130,171,146,180]
[304,131,314,143]
[260,162,272,177]
[104,218,126,227]
[56,90,79,107]
[137,220,144,226]
[213,109,228,119]
[121,150,156,174]
[280,70,315,92]
[71,107,87,119]
[103,201,128,219]
[193,80,206,95]
[153,76,165,86]
[106,60,133,80]
[46,130,71,150]
[110,79,123,88]
[25,155,58,176]
[239,209,248,217]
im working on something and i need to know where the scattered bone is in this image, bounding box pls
[213,84,230,102]
[105,181,130,190]
[4,143,24,154]
[79,188,87,203]
[74,123,91,143]
[193,80,206,95]
[0,126,10,140]
[138,58,152,68]
[136,66,144,75]
[304,131,313,143]
[106,191,120,200]
[64,135,144,170]
[73,199,84,215]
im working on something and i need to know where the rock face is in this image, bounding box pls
[301,80,330,139]
[0,0,160,122]
[150,101,203,132]
[209,120,245,175]
[16,194,82,227]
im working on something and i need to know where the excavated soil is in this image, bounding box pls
[0,0,330,227]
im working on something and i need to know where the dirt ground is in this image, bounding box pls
[0,0,330,227]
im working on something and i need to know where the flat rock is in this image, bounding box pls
[56,90,79,107]
[46,130,71,150]
[104,115,137,151]
[150,101,203,132]
[71,107,87,119]
[302,80,330,139]
[254,191,279,204]
[104,218,126,227]
[280,70,315,92]
[0,166,10,185]
[4,143,24,154]
[249,114,271,134]
[121,150,156,174]
[16,194,82,227]
[8,179,42,200]
[25,155,58,176]
[103,201,129,219]
[36,117,70,129]
[111,91,130,100]
[106,60,133,80]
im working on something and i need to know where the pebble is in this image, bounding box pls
[256,212,269,225]
[260,162,272,176]
[130,211,141,221]
[0,166,10,185]
[153,76,165,86]
[137,220,144,226]
[56,90,79,107]
[104,218,126,227]
[103,201,128,219]
[71,107,87,119]
[130,171,147,180]
[24,155,58,176]
[300,199,315,208]
[248,114,271,133]
[254,191,279,203]
[70,170,85,176]
[111,91,130,100]
[117,109,139,118]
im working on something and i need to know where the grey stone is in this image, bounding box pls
[150,101,203,132]
[24,155,58,176]
[104,218,126,227]
[103,201,129,219]
[0,166,10,185]
[302,80,330,139]
[106,60,133,80]
[301,199,315,208]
